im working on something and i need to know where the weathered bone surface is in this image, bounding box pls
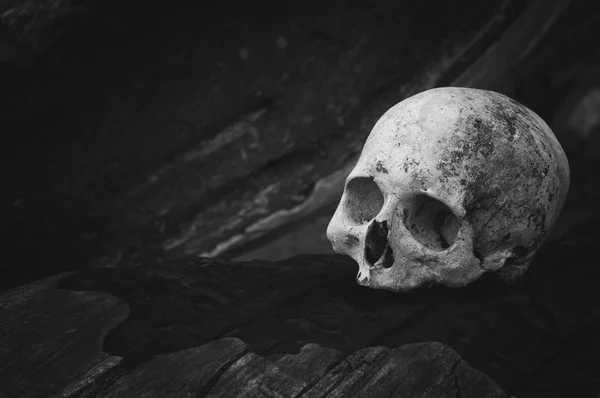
[327,87,570,292]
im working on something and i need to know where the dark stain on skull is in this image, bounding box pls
[450,96,543,217]
[464,189,501,214]
[542,164,550,177]
[345,234,359,245]
[487,104,518,143]
[527,207,547,230]
[436,114,496,181]
[547,185,559,202]
[482,93,532,143]
[404,158,419,173]
[484,93,553,164]
[436,92,558,275]
[464,115,495,158]
[376,160,389,174]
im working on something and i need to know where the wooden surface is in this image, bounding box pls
[2,0,571,290]
[0,275,129,397]
[1,211,599,397]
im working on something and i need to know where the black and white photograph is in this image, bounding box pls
[1,0,599,396]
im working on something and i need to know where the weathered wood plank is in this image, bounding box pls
[302,346,391,397]
[300,343,507,398]
[208,344,343,397]
[326,343,505,398]
[207,343,506,398]
[73,338,506,398]
[99,338,249,398]
[0,274,129,398]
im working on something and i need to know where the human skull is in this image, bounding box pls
[327,87,570,292]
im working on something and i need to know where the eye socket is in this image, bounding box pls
[343,177,384,224]
[402,194,460,251]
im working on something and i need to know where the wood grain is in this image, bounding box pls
[0,274,129,397]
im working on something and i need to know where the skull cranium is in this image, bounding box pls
[327,87,570,292]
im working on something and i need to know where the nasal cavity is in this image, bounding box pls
[365,220,394,268]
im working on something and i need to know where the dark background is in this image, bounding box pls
[1,0,599,291]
